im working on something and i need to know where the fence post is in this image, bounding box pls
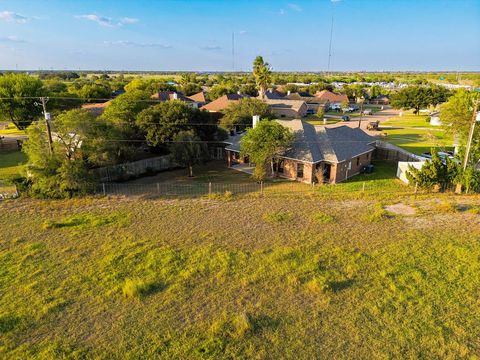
[414,182,418,194]
[156,182,160,194]
[208,182,212,195]
[362,182,366,192]
[260,181,264,196]
[312,182,315,192]
[102,183,106,196]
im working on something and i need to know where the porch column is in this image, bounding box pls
[227,151,232,167]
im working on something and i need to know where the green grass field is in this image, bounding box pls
[381,114,453,154]
[1,191,479,358]
[0,123,26,136]
[0,151,27,179]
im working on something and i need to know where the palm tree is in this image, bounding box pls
[252,56,271,100]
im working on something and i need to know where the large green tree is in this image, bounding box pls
[221,98,273,130]
[391,85,451,114]
[240,120,293,181]
[136,100,197,147]
[0,73,45,129]
[170,130,208,177]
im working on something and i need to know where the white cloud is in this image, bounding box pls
[76,14,139,27]
[0,35,26,43]
[287,3,303,12]
[0,11,29,23]
[199,45,222,51]
[104,40,171,48]
[119,17,139,24]
[238,30,248,35]
[279,8,286,15]
[331,0,342,2]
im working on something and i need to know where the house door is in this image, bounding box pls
[323,163,332,182]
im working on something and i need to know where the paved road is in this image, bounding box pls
[325,108,402,134]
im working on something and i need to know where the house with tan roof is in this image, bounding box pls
[201,93,246,112]
[264,98,308,118]
[315,90,349,105]
[224,119,375,184]
[188,91,208,106]
[285,92,327,114]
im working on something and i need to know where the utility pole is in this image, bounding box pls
[357,98,364,128]
[232,32,235,73]
[462,99,479,171]
[36,97,53,154]
[327,2,336,74]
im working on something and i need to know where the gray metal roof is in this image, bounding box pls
[225,119,375,164]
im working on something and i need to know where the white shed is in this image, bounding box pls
[397,161,425,184]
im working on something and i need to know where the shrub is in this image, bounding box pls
[434,200,458,214]
[364,203,391,222]
[206,191,234,201]
[262,210,292,223]
[122,278,157,299]
[312,211,335,224]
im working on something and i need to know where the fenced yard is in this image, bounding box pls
[93,161,414,198]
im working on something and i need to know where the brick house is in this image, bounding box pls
[315,90,349,105]
[224,119,376,184]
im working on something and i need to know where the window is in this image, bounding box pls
[234,152,240,160]
[278,160,285,173]
[297,163,304,178]
[356,157,360,166]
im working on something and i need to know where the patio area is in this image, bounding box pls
[230,163,255,175]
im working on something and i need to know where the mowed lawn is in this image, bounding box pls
[1,193,479,358]
[0,151,27,180]
[380,113,453,155]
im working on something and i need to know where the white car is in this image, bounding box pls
[362,109,373,115]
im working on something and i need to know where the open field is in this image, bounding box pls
[380,114,453,155]
[0,192,479,359]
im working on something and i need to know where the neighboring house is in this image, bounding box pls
[264,99,308,118]
[151,91,201,108]
[224,119,375,184]
[429,111,442,126]
[201,93,246,113]
[315,90,349,105]
[285,92,328,114]
[188,91,208,106]
[370,95,390,105]
[264,88,286,99]
[81,101,111,116]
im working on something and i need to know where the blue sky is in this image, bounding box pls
[0,0,479,71]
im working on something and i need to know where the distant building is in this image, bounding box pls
[264,99,308,118]
[188,91,208,106]
[151,91,201,108]
[315,90,349,105]
[429,111,442,126]
[201,93,246,112]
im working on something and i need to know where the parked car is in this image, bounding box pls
[362,109,373,115]
[342,115,350,121]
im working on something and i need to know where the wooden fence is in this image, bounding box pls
[374,140,421,162]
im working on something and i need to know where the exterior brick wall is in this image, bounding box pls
[332,151,373,182]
